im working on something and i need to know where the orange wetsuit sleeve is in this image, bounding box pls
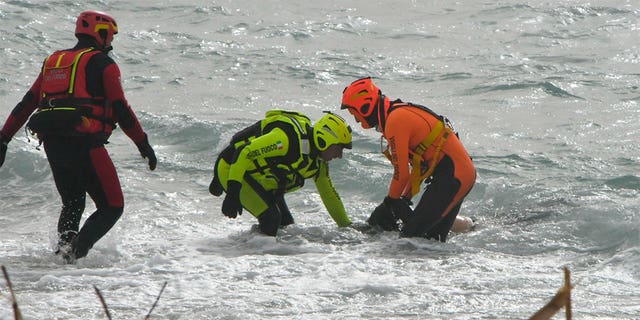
[384,111,413,199]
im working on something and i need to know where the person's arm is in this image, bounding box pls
[102,62,156,170]
[0,75,42,168]
[314,161,351,227]
[384,113,412,199]
[102,63,146,143]
[1,75,42,139]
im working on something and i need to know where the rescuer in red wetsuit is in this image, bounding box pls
[0,11,157,262]
[341,77,476,242]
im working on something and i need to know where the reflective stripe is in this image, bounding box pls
[284,114,311,155]
[38,107,77,112]
[68,48,95,94]
[300,139,310,155]
[54,53,66,67]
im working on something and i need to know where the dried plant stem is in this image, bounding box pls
[1,265,23,320]
[93,285,112,320]
[144,281,168,320]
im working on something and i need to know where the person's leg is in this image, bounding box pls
[242,175,285,236]
[72,146,124,259]
[257,207,281,236]
[274,193,294,226]
[424,202,461,242]
[401,156,460,241]
[71,207,122,259]
[44,138,87,250]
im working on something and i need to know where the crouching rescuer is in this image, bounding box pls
[209,110,352,236]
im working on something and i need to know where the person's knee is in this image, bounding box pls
[104,206,124,221]
[61,196,86,214]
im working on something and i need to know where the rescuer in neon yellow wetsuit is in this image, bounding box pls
[209,110,353,236]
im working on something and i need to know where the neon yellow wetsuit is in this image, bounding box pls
[213,110,351,235]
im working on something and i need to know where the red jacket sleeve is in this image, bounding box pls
[102,63,147,144]
[1,75,42,139]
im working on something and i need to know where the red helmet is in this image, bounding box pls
[75,11,118,50]
[340,77,381,129]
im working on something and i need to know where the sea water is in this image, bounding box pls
[0,1,638,319]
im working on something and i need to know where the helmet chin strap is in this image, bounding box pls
[98,37,113,52]
[376,91,387,133]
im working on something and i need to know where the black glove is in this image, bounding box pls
[209,174,223,197]
[222,180,243,218]
[136,133,157,170]
[383,196,413,225]
[0,134,9,168]
[367,202,399,231]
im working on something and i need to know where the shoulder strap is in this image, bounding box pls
[264,110,311,154]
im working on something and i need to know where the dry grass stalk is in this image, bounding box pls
[1,265,24,320]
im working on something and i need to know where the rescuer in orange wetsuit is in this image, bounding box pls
[341,77,476,242]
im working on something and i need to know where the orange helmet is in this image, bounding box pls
[75,11,118,50]
[340,77,381,129]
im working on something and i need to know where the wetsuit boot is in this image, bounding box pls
[70,206,123,260]
[275,194,294,226]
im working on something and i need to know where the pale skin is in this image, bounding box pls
[320,144,345,161]
[451,215,475,233]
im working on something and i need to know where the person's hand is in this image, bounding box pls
[209,175,223,197]
[136,133,157,170]
[222,180,243,218]
[383,196,413,224]
[0,134,10,168]
[367,202,399,231]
